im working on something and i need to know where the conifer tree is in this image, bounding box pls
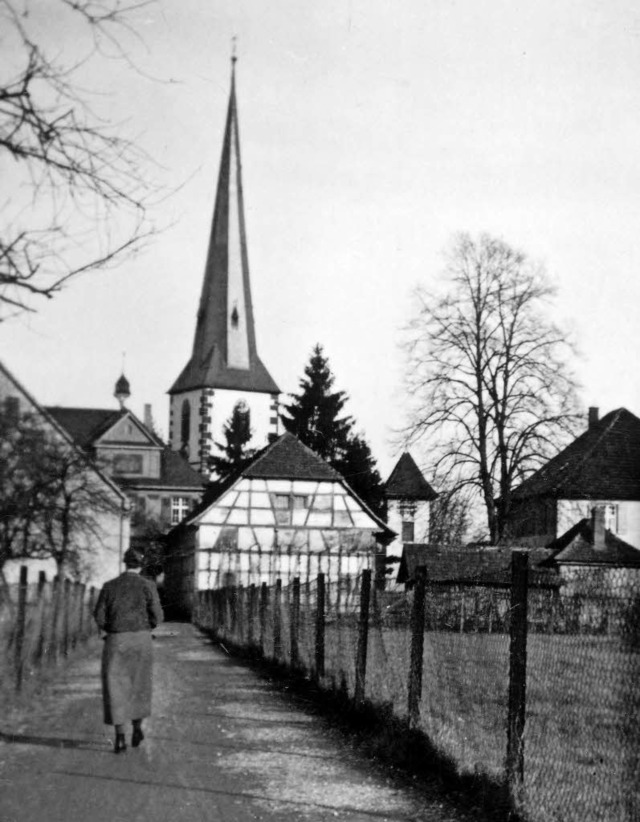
[209,401,257,483]
[282,345,386,518]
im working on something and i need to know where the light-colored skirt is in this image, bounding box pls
[101,631,153,726]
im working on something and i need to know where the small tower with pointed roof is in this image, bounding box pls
[168,56,280,476]
[385,453,438,582]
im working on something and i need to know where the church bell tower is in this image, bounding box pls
[168,57,280,475]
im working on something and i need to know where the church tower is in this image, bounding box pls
[168,58,280,475]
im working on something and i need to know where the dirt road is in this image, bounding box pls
[0,623,489,822]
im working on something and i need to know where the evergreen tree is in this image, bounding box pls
[282,345,386,518]
[335,433,386,520]
[209,401,257,482]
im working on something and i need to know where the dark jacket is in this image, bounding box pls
[94,572,164,634]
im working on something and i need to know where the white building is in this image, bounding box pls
[164,432,394,616]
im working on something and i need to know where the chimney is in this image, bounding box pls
[144,404,153,430]
[588,407,599,430]
[591,505,606,551]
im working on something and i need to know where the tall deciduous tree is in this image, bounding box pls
[209,401,257,483]
[1,0,154,319]
[405,233,581,543]
[282,345,386,518]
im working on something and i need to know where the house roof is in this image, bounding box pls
[244,432,342,482]
[116,448,206,491]
[182,432,393,535]
[45,407,123,448]
[541,519,640,568]
[168,64,279,397]
[397,544,559,587]
[0,362,126,503]
[385,453,438,501]
[46,406,165,449]
[46,405,203,491]
[511,408,640,501]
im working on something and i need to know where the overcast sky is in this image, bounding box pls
[4,0,640,477]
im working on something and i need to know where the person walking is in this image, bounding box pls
[94,547,164,753]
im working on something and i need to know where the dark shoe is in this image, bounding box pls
[131,727,145,748]
[114,733,127,754]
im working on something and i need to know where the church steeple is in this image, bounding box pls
[168,57,280,474]
[169,58,279,398]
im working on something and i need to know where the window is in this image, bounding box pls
[402,521,415,542]
[180,400,191,453]
[113,453,143,474]
[272,493,309,525]
[604,504,618,532]
[171,497,191,525]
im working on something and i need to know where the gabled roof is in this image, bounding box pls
[511,408,640,501]
[385,453,438,501]
[0,362,127,503]
[168,63,279,397]
[45,406,164,449]
[397,544,558,587]
[244,432,341,482]
[183,432,393,535]
[541,519,640,568]
[45,407,122,448]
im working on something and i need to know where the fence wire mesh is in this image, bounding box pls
[195,555,640,822]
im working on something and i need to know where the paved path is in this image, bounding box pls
[0,623,487,822]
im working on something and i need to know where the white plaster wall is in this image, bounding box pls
[170,388,277,476]
[168,388,202,465]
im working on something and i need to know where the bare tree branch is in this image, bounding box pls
[403,232,582,543]
[0,0,156,318]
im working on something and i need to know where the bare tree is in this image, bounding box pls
[0,403,122,579]
[0,0,154,318]
[404,233,581,543]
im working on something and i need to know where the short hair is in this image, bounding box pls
[123,547,144,568]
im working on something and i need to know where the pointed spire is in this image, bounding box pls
[169,58,279,396]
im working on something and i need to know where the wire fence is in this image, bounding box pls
[194,553,640,822]
[0,566,100,694]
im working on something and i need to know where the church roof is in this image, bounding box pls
[169,63,279,397]
[385,453,438,501]
[511,408,640,501]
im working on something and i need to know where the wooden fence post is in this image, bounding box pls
[71,581,81,649]
[408,566,427,727]
[507,551,529,801]
[36,571,48,661]
[273,579,282,660]
[88,587,96,637]
[259,582,268,655]
[230,585,238,638]
[63,578,71,656]
[355,568,372,704]
[290,577,300,669]
[248,584,256,647]
[78,583,86,642]
[15,566,28,692]
[315,572,326,681]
